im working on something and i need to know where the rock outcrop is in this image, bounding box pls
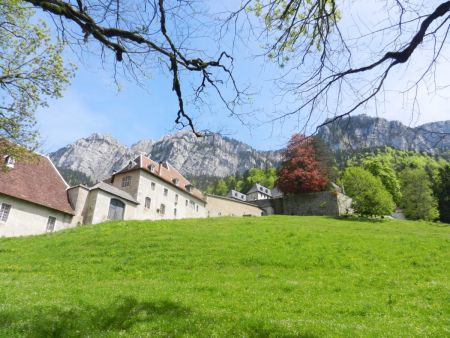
[317,115,450,153]
[50,115,450,182]
[50,131,282,182]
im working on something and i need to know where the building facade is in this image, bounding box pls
[0,154,75,237]
[1,153,262,237]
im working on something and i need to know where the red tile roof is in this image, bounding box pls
[116,155,206,202]
[0,154,74,215]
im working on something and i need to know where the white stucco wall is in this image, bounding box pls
[133,171,207,220]
[247,192,270,201]
[67,186,90,225]
[0,194,74,237]
[86,189,137,224]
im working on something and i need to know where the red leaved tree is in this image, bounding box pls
[276,134,328,194]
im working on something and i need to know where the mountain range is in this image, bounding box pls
[50,115,450,182]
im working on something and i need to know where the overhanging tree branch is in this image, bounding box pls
[24,0,242,136]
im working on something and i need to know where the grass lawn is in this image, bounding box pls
[0,216,448,337]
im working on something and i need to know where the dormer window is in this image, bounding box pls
[172,178,179,186]
[185,184,193,192]
[121,176,131,187]
[4,155,15,168]
[148,164,156,173]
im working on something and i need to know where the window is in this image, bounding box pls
[174,208,177,217]
[149,164,156,173]
[121,176,131,187]
[0,203,11,222]
[172,178,179,186]
[160,204,166,215]
[151,182,156,190]
[145,197,151,209]
[175,194,178,202]
[4,155,15,168]
[185,199,188,206]
[46,216,56,232]
[190,200,195,209]
[196,205,199,212]
[164,188,168,196]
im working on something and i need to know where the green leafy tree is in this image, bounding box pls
[0,0,73,163]
[399,168,439,221]
[437,165,450,223]
[58,167,94,186]
[214,179,228,196]
[362,158,402,205]
[341,167,395,217]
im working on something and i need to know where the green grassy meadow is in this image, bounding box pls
[0,216,448,337]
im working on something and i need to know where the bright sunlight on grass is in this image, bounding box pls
[0,216,448,337]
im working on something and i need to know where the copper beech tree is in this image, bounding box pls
[276,134,328,194]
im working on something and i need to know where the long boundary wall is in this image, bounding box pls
[251,192,352,216]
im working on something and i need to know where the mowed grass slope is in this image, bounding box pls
[0,216,448,337]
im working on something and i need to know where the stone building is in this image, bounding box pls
[69,155,208,224]
[246,183,272,201]
[1,153,262,237]
[0,154,75,237]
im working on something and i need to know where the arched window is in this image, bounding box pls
[108,199,125,220]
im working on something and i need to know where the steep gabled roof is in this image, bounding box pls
[247,183,272,197]
[115,155,206,202]
[0,154,74,215]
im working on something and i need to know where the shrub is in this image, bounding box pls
[341,167,395,217]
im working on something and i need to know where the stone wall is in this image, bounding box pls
[250,192,352,216]
[206,194,262,217]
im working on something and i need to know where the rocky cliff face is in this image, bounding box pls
[50,131,282,182]
[50,115,450,183]
[317,115,450,153]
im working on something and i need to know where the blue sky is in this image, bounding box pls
[35,1,450,153]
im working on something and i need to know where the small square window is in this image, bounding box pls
[164,188,168,196]
[145,197,151,209]
[121,176,131,187]
[46,216,56,232]
[151,182,156,190]
[0,203,11,222]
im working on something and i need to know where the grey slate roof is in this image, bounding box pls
[90,182,139,204]
[226,189,247,201]
[246,183,272,197]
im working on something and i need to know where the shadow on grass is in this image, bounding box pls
[328,216,386,223]
[0,297,190,337]
[0,296,317,337]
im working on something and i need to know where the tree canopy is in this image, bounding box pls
[277,134,328,193]
[399,168,439,221]
[0,0,73,162]
[341,167,395,217]
[15,0,450,137]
